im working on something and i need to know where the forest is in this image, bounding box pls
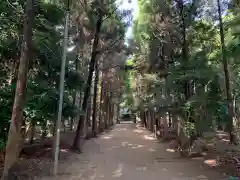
[131,0,238,147]
[1,0,240,179]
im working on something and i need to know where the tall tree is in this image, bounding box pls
[217,0,235,143]
[2,0,36,178]
[72,14,102,151]
[91,60,100,137]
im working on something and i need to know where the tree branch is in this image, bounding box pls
[97,35,124,54]
[101,7,118,22]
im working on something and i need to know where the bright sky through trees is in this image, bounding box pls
[118,0,138,38]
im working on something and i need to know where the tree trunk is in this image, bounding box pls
[98,77,104,133]
[176,0,192,149]
[163,112,168,138]
[147,110,151,130]
[111,103,114,125]
[71,25,83,131]
[72,16,102,151]
[63,121,66,132]
[2,0,35,178]
[70,91,77,131]
[108,93,112,127]
[92,62,99,137]
[150,110,154,131]
[85,98,92,139]
[140,111,145,126]
[143,111,147,128]
[41,120,47,140]
[177,0,192,101]
[105,93,109,129]
[29,122,35,144]
[217,0,235,144]
[116,101,120,124]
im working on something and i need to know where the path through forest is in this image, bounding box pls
[36,122,227,180]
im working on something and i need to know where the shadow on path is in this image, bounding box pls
[35,123,227,180]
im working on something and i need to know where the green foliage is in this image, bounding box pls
[128,0,240,138]
[0,0,84,145]
[0,0,129,151]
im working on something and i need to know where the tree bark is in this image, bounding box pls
[98,78,104,133]
[41,120,47,140]
[217,0,235,144]
[29,122,35,144]
[143,111,147,128]
[104,91,108,128]
[140,111,145,126]
[72,16,102,151]
[176,0,192,150]
[2,0,35,178]
[108,93,112,127]
[111,103,114,125]
[176,0,191,101]
[92,62,100,137]
[85,98,92,139]
[116,101,120,124]
[70,91,77,131]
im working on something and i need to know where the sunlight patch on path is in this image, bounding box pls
[35,123,226,180]
[112,163,124,178]
[148,148,156,152]
[133,129,145,134]
[100,135,113,140]
[166,148,176,152]
[115,128,127,131]
[120,141,145,149]
[136,166,147,171]
[143,134,156,140]
[107,145,119,151]
[204,159,218,167]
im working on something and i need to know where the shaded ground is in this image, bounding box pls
[33,122,227,180]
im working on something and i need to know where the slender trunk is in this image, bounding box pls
[150,110,154,131]
[70,91,76,131]
[111,103,114,125]
[41,120,47,140]
[63,121,66,132]
[147,112,150,129]
[217,0,235,143]
[109,102,112,126]
[177,0,193,151]
[140,111,145,126]
[143,111,147,128]
[2,0,35,178]
[112,103,115,124]
[104,93,108,129]
[85,98,92,139]
[98,78,104,133]
[154,113,158,138]
[107,94,111,127]
[92,62,99,137]
[169,112,172,127]
[105,93,109,129]
[177,0,191,100]
[148,110,151,131]
[181,12,190,99]
[108,93,112,127]
[10,59,20,95]
[72,26,82,131]
[29,122,35,144]
[72,16,102,151]
[116,101,120,124]
[146,110,148,129]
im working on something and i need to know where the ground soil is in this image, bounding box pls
[21,122,229,180]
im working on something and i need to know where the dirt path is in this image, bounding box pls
[36,122,227,180]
